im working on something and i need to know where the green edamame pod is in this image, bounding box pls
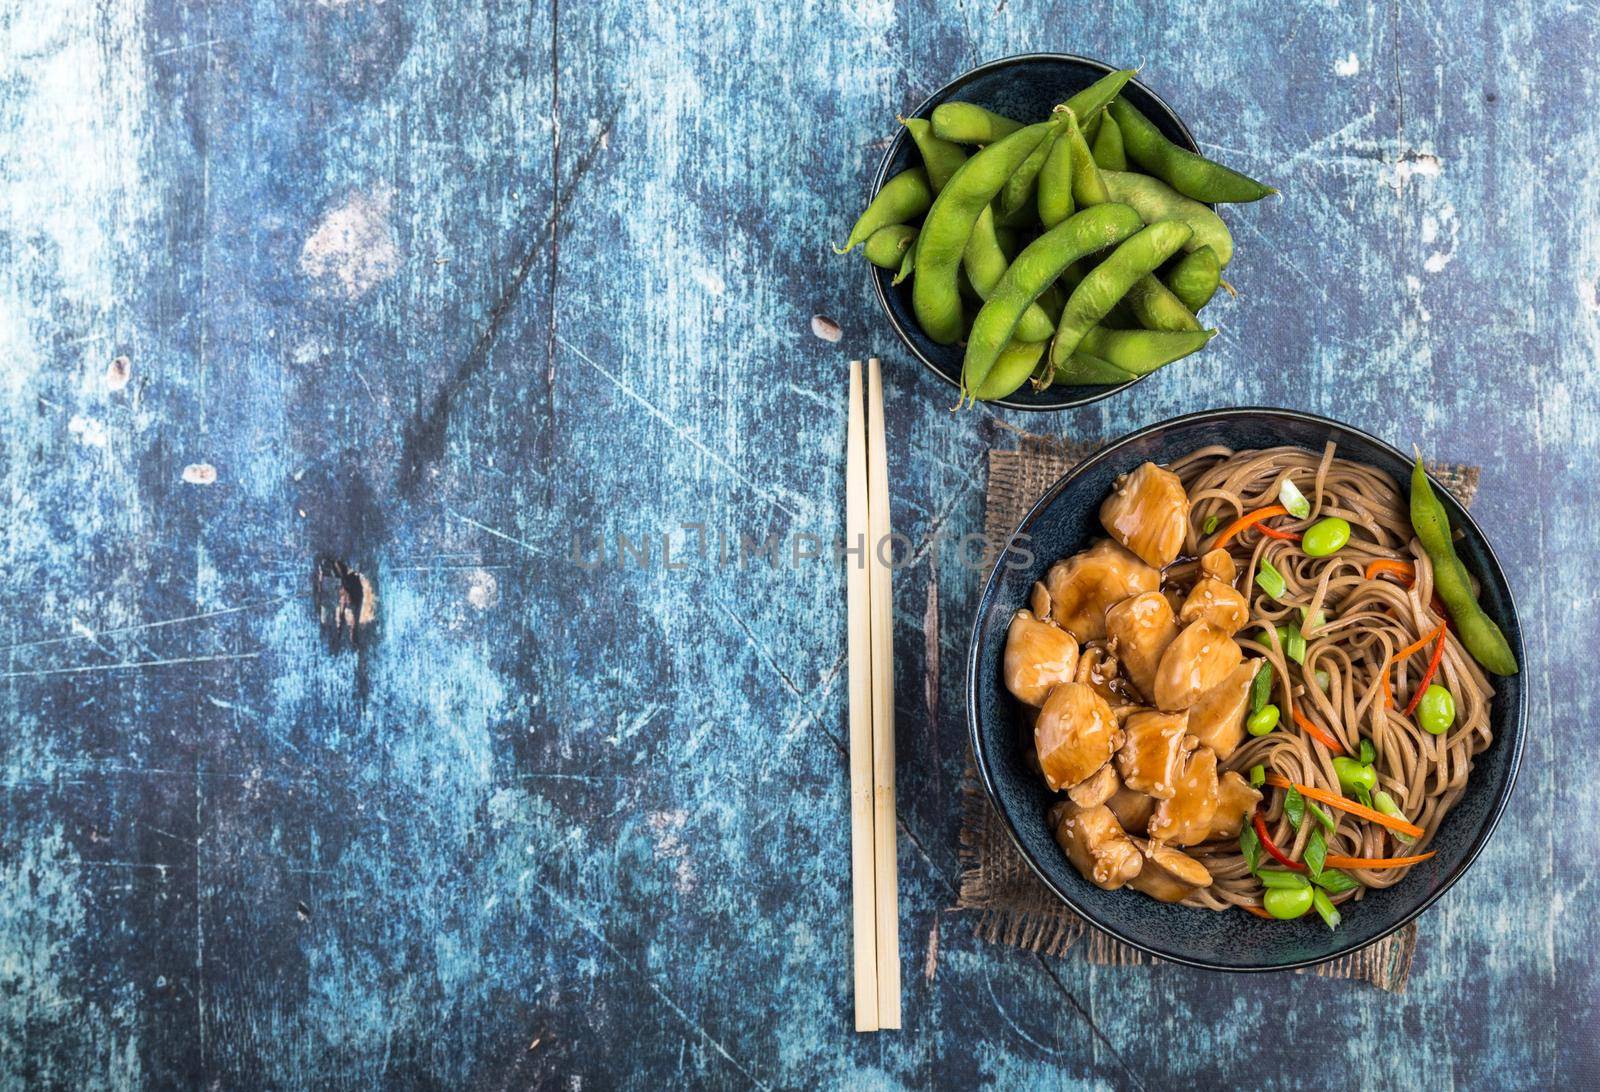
[863,224,918,269]
[962,208,1057,342]
[931,102,1024,144]
[914,122,1057,345]
[1125,275,1200,331]
[1164,245,1222,311]
[1036,124,1075,228]
[839,167,932,253]
[1101,170,1233,265]
[1109,98,1276,203]
[1409,457,1520,675]
[1000,129,1059,217]
[892,241,915,285]
[1059,325,1215,378]
[960,202,1144,400]
[973,339,1047,401]
[1092,113,1127,171]
[1050,220,1194,367]
[1063,110,1109,207]
[900,116,967,192]
[1053,350,1138,385]
[1063,69,1137,129]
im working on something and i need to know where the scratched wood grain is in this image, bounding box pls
[1,0,1595,1088]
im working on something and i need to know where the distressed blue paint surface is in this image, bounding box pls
[1,1,1596,1088]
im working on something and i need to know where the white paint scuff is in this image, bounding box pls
[67,414,107,448]
[298,187,400,298]
[181,463,217,485]
[1334,53,1360,76]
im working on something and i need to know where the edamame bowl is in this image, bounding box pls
[867,54,1207,411]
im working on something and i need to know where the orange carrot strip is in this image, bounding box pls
[1364,558,1415,585]
[1403,624,1449,717]
[1290,707,1346,755]
[1263,775,1426,839]
[1383,622,1447,709]
[1323,851,1438,869]
[1212,504,1290,549]
[1242,904,1274,919]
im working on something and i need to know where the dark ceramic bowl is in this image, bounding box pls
[869,54,1204,411]
[966,407,1526,970]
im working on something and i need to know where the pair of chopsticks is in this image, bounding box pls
[846,357,900,1032]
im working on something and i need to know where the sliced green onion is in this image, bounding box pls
[1248,660,1274,713]
[1239,824,1263,875]
[1249,764,1266,789]
[1279,477,1311,519]
[1308,802,1336,833]
[1355,785,1374,809]
[1372,790,1418,845]
[1257,868,1311,890]
[1255,559,1287,600]
[1312,869,1361,895]
[1304,827,1327,878]
[1283,786,1305,830]
[1298,605,1326,630]
[1273,623,1307,665]
[1312,887,1341,930]
[1203,513,1220,535]
[1358,737,1376,766]
[1314,669,1331,692]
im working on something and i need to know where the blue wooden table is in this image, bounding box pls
[2,2,1595,1087]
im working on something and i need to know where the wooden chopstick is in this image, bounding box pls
[865,357,901,1029]
[845,359,880,1032]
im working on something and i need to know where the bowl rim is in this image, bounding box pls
[964,405,1528,971]
[868,52,1203,412]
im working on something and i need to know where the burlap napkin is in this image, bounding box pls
[958,433,1481,992]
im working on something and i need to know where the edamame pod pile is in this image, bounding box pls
[840,66,1276,402]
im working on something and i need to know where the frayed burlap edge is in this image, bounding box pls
[956,434,1480,992]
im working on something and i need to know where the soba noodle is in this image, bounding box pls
[1166,442,1494,910]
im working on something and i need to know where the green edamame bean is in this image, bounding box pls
[930,102,1023,144]
[840,167,931,253]
[1164,245,1222,311]
[1053,352,1138,385]
[1125,275,1200,331]
[863,224,917,269]
[1062,68,1138,129]
[1109,98,1276,203]
[1036,124,1075,228]
[959,202,1144,399]
[1050,220,1193,367]
[914,122,1058,345]
[1263,885,1314,920]
[1092,112,1127,170]
[1247,704,1280,736]
[973,339,1047,401]
[1417,684,1456,735]
[1062,110,1110,208]
[1000,129,1059,216]
[1332,757,1376,794]
[963,209,1056,342]
[1058,325,1215,379]
[1301,517,1351,557]
[1101,170,1234,265]
[1409,457,1520,676]
[900,116,967,192]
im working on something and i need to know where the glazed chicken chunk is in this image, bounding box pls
[1128,839,1214,903]
[1104,592,1177,703]
[1208,770,1264,840]
[1198,547,1237,584]
[1066,761,1121,808]
[1003,610,1080,707]
[1178,578,1250,636]
[1186,660,1260,759]
[1115,709,1192,799]
[1099,462,1191,568]
[1153,621,1242,712]
[1149,746,1220,846]
[1041,540,1159,642]
[1051,802,1143,891]
[1034,683,1123,792]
